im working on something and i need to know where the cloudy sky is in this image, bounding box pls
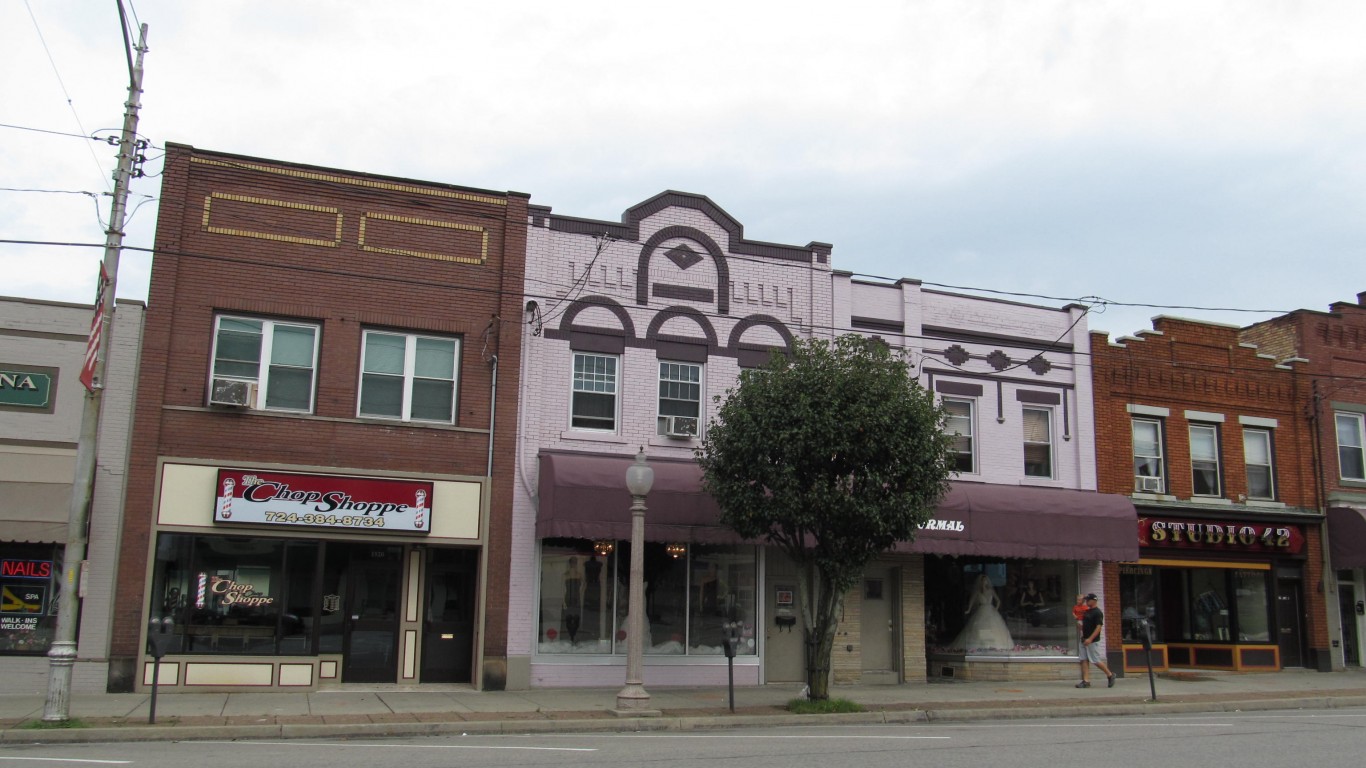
[3,0,1363,341]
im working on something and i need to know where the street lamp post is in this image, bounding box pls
[615,448,657,715]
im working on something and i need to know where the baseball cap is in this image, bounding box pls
[1084,593,1098,600]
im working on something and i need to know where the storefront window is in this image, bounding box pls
[151,534,318,655]
[1125,564,1274,645]
[536,538,757,656]
[925,557,1078,656]
[1,543,62,655]
[1234,570,1271,642]
[1119,565,1159,643]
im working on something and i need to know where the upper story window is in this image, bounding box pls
[657,362,701,438]
[1132,418,1165,493]
[1022,407,1053,478]
[358,331,458,423]
[1338,412,1366,481]
[1189,423,1222,497]
[943,398,975,474]
[1242,428,1275,500]
[572,353,618,431]
[211,316,318,412]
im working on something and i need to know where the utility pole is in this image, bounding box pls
[43,20,149,723]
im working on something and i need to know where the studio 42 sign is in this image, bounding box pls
[1139,517,1304,555]
[215,469,434,533]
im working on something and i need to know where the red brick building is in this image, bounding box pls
[1091,316,1330,673]
[1242,292,1366,669]
[108,144,526,691]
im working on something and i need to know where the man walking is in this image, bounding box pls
[1076,593,1115,688]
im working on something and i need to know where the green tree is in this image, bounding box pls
[697,335,954,700]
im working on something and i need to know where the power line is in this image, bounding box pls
[20,0,111,193]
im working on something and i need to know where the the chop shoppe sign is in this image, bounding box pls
[1139,516,1304,555]
[215,469,433,533]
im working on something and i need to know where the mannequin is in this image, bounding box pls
[950,574,1015,652]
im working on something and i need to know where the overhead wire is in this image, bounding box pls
[20,0,111,193]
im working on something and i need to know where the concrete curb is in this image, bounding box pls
[5,695,1365,745]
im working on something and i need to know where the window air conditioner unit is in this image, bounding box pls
[209,378,256,408]
[663,416,699,438]
[1135,476,1164,494]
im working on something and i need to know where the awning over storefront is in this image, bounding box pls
[537,451,1139,560]
[537,451,739,544]
[896,482,1139,562]
[1328,506,1366,569]
[0,482,70,543]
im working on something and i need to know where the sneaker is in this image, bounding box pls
[1107,675,1115,688]
[1075,681,1090,688]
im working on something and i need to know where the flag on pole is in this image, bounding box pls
[79,263,109,391]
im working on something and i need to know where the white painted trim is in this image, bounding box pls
[1185,410,1225,423]
[1239,415,1279,428]
[1127,404,1170,417]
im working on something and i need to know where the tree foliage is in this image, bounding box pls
[697,335,955,698]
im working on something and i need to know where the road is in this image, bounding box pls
[3,708,1365,767]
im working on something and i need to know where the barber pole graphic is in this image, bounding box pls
[413,489,427,530]
[196,573,207,609]
[219,477,235,519]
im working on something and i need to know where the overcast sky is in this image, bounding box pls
[3,1,1363,341]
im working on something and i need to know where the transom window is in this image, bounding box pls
[358,331,459,423]
[943,398,975,474]
[211,316,319,412]
[1022,407,1053,478]
[1242,428,1275,500]
[1190,424,1222,497]
[657,362,701,436]
[1133,418,1164,493]
[1338,412,1366,481]
[572,353,618,431]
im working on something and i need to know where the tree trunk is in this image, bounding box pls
[800,562,847,700]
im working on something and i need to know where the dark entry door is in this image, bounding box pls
[1341,579,1361,667]
[1275,578,1304,668]
[343,546,402,683]
[421,548,477,683]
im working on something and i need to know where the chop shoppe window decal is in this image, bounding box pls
[215,469,434,533]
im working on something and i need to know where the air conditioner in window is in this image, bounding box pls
[1135,476,1164,494]
[663,416,699,438]
[209,378,256,408]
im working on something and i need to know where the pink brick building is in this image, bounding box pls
[508,193,1135,688]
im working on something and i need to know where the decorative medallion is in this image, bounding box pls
[665,244,704,270]
[1027,355,1052,375]
[944,344,970,366]
[987,350,1011,371]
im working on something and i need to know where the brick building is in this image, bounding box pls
[108,145,526,691]
[1091,316,1329,672]
[1242,292,1366,669]
[1,296,143,691]
[509,191,1135,689]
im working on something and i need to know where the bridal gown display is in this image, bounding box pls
[950,575,1015,651]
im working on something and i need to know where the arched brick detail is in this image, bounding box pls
[727,314,796,351]
[558,294,637,339]
[635,226,730,315]
[645,306,719,347]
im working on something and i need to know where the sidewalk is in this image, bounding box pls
[4,669,1366,745]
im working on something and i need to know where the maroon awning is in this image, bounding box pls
[1329,506,1366,569]
[894,482,1139,561]
[537,450,1139,560]
[537,450,740,544]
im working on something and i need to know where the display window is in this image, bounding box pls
[1119,563,1273,644]
[1,543,63,655]
[925,556,1079,656]
[537,538,757,656]
[150,534,319,655]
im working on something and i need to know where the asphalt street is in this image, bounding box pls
[4,707,1365,768]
